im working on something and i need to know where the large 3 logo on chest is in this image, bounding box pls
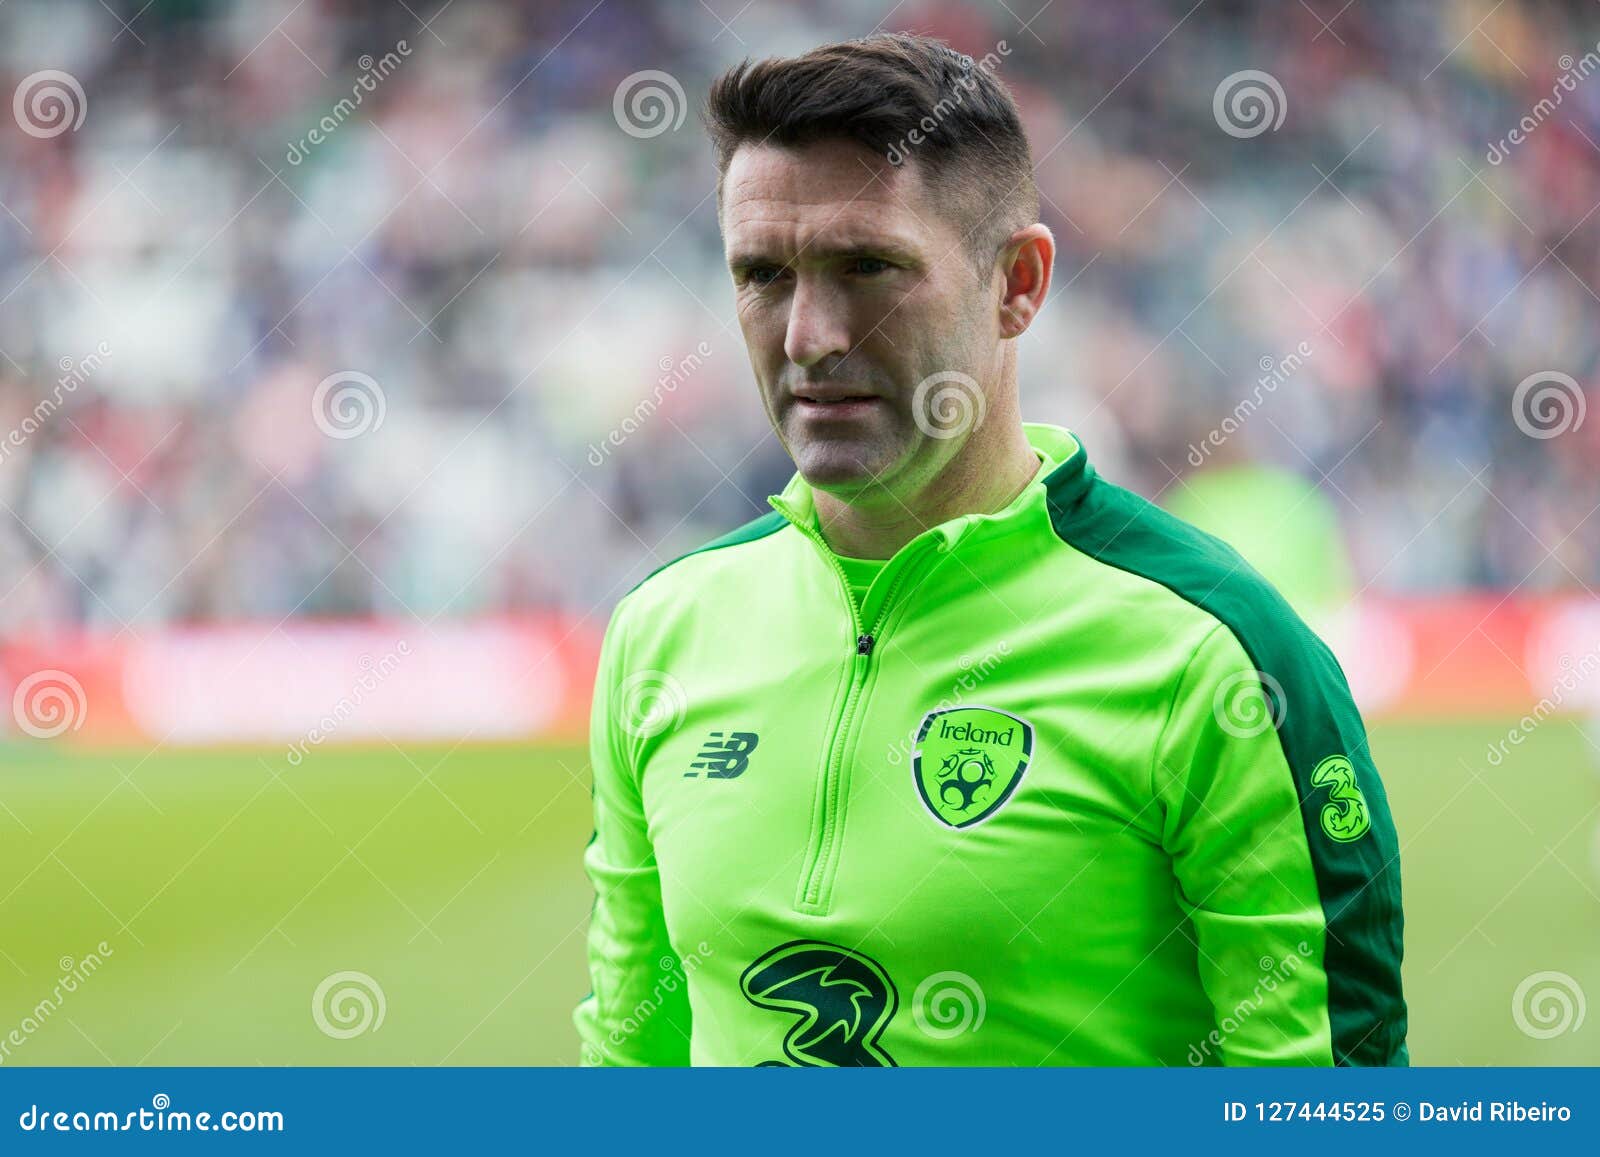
[740,940,898,1067]
[910,705,1034,828]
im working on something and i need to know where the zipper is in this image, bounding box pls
[783,514,946,913]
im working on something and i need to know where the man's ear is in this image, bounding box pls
[997,224,1054,339]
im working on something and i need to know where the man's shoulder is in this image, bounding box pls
[1050,467,1375,810]
[1046,461,1336,680]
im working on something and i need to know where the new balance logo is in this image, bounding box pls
[685,731,759,779]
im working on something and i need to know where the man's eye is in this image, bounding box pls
[744,265,785,286]
[851,257,891,275]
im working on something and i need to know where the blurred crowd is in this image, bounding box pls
[0,0,1597,635]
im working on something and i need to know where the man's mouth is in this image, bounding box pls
[791,386,884,415]
[793,395,882,419]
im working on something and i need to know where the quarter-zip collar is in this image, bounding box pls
[766,422,1088,561]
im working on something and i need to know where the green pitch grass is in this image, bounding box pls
[1,720,1597,1066]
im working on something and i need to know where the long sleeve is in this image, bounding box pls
[1155,621,1408,1066]
[573,604,693,1065]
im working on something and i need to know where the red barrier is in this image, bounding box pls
[0,615,599,748]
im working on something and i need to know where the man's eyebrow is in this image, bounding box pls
[726,241,922,271]
[726,250,778,272]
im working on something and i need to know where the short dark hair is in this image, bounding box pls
[703,32,1038,272]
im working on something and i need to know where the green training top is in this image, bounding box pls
[575,422,1407,1067]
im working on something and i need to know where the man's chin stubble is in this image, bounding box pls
[793,440,910,498]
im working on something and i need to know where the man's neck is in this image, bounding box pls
[811,425,1041,559]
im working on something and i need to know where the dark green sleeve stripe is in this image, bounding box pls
[1043,444,1408,1067]
[626,510,789,598]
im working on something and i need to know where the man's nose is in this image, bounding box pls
[783,277,852,368]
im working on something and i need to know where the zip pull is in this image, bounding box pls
[856,634,874,656]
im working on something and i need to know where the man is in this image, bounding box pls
[575,32,1407,1066]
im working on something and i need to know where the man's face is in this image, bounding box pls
[721,139,998,498]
